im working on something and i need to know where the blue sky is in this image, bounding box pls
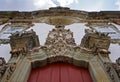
[0,0,120,11]
[0,0,120,62]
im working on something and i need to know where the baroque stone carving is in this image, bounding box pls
[45,25,76,57]
[1,7,120,82]
[104,58,120,82]
[4,63,16,81]
[105,63,116,82]
[45,25,76,46]
[0,57,7,79]
[113,58,120,78]
[80,29,111,52]
[10,29,40,52]
[10,48,26,58]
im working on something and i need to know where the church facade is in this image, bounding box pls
[0,7,120,82]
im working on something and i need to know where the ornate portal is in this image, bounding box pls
[0,7,120,82]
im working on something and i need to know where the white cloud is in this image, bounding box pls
[56,0,78,6]
[78,0,105,11]
[33,0,79,9]
[33,0,78,9]
[74,0,78,3]
[116,0,120,10]
[33,0,56,9]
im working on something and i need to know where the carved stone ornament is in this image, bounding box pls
[105,63,116,82]
[1,7,120,82]
[114,58,120,78]
[104,58,120,82]
[80,29,110,51]
[0,57,7,79]
[10,48,26,58]
[45,26,76,57]
[4,63,16,81]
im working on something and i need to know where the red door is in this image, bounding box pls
[28,63,93,82]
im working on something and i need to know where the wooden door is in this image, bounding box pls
[28,63,93,82]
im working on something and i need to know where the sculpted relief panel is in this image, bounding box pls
[45,25,76,57]
[80,29,111,50]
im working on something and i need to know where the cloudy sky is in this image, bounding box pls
[0,0,120,11]
[0,0,120,62]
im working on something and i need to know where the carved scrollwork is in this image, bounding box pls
[113,58,120,78]
[0,57,7,79]
[104,59,120,82]
[4,63,16,81]
[105,63,116,82]
[112,63,120,78]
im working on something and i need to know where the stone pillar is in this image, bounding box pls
[9,58,31,82]
[89,57,110,82]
